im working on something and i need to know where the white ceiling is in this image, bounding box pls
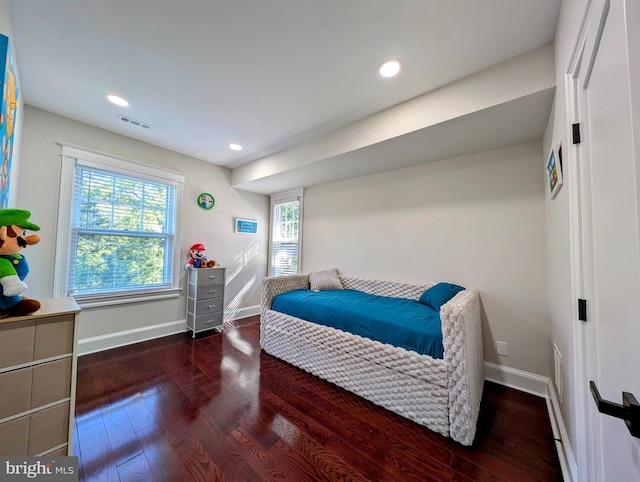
[9,0,561,191]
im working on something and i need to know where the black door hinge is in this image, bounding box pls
[578,299,587,321]
[572,123,581,144]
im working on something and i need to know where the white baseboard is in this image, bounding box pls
[484,361,549,397]
[485,361,575,482]
[78,319,187,356]
[546,379,577,482]
[77,306,261,357]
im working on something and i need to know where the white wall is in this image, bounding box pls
[303,141,550,376]
[16,106,268,342]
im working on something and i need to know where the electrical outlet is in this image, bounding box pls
[497,341,508,356]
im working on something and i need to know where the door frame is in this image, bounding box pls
[565,0,610,480]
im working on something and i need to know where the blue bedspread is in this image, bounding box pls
[271,289,443,358]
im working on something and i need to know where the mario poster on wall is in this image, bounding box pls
[0,33,18,209]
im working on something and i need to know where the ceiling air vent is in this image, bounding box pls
[117,114,151,129]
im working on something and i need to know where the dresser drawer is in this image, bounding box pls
[28,402,70,455]
[0,315,74,370]
[33,316,75,361]
[0,402,70,456]
[193,312,223,332]
[0,358,72,420]
[0,320,35,370]
[0,415,28,455]
[31,358,73,410]
[188,283,224,300]
[0,368,32,420]
[188,297,224,315]
[189,268,225,286]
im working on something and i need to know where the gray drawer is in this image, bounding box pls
[193,312,223,332]
[188,283,224,300]
[188,297,224,315]
[189,268,225,286]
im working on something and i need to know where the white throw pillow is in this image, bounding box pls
[309,268,344,291]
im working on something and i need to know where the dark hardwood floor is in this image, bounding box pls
[73,316,562,481]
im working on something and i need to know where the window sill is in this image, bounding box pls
[73,288,182,309]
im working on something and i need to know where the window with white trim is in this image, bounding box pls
[269,189,303,276]
[55,145,184,302]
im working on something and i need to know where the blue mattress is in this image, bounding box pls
[271,289,443,358]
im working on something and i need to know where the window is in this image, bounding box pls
[269,189,303,276]
[55,145,184,303]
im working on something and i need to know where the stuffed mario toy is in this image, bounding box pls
[0,209,41,316]
[185,243,215,269]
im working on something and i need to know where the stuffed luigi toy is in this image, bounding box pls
[0,209,41,316]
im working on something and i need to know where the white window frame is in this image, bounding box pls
[54,144,185,307]
[268,188,304,277]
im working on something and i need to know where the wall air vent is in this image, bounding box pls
[117,114,151,129]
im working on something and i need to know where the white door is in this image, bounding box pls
[572,0,640,480]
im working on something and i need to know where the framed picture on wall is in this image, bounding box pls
[546,143,563,199]
[234,217,258,234]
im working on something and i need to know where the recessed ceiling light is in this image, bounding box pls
[229,143,242,151]
[379,59,402,78]
[106,94,129,107]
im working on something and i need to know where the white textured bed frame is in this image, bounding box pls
[260,273,484,446]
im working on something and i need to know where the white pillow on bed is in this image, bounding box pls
[309,268,344,291]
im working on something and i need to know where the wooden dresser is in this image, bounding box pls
[0,297,80,456]
[186,266,225,337]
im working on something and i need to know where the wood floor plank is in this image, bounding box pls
[172,434,229,482]
[189,409,259,482]
[71,423,85,482]
[74,316,562,481]
[265,437,333,482]
[227,427,291,482]
[75,419,119,481]
[116,452,157,482]
[120,393,157,434]
[100,400,144,466]
[141,384,193,446]
[134,425,185,482]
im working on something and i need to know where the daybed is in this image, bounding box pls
[260,270,484,446]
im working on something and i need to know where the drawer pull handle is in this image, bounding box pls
[590,381,640,438]
[204,320,216,324]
